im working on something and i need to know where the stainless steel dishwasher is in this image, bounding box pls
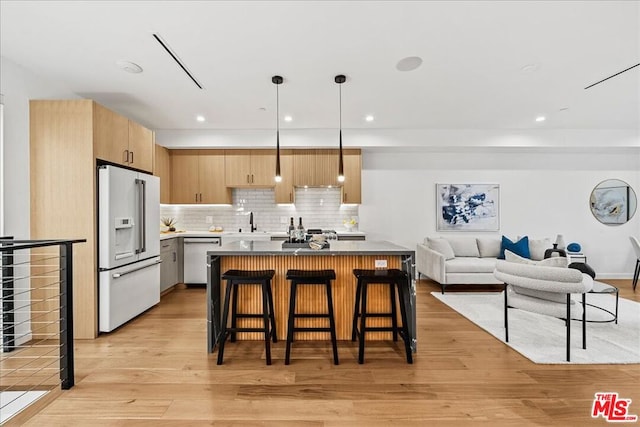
[183,237,221,284]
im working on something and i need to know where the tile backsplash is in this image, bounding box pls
[160,188,359,232]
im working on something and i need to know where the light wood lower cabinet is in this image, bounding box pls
[171,149,231,204]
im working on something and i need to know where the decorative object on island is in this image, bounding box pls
[555,234,566,250]
[436,183,500,231]
[161,217,177,232]
[335,74,346,183]
[589,179,637,225]
[272,75,284,183]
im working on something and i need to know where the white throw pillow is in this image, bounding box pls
[528,237,552,261]
[477,238,501,258]
[538,256,569,268]
[505,250,568,268]
[504,250,536,265]
[427,237,455,260]
[446,237,480,257]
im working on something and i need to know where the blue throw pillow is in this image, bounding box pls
[499,236,530,259]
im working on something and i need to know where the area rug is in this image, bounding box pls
[431,291,640,364]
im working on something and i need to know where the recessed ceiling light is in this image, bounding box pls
[365,115,374,122]
[196,115,205,122]
[116,60,143,73]
[396,56,423,72]
[284,115,292,122]
[535,116,546,122]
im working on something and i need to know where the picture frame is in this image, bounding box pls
[590,184,629,224]
[436,183,500,231]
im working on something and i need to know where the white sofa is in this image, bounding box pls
[416,236,551,293]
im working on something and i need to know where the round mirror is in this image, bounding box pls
[590,179,637,225]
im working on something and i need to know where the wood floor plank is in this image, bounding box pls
[9,278,640,425]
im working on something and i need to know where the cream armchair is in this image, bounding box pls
[494,259,594,361]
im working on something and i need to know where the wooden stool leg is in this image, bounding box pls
[358,281,368,364]
[267,280,277,342]
[325,280,339,365]
[389,282,398,342]
[352,279,362,341]
[217,282,233,365]
[230,283,239,342]
[285,281,297,365]
[261,281,272,366]
[397,281,413,364]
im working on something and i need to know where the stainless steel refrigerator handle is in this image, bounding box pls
[135,178,146,254]
[112,259,162,278]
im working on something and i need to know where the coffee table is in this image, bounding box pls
[585,281,619,324]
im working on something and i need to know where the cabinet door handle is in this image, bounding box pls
[344,193,347,202]
[195,193,198,203]
[251,174,254,184]
[246,174,250,184]
[130,151,134,164]
[173,252,176,262]
[199,193,203,202]
[289,192,292,203]
[123,149,129,163]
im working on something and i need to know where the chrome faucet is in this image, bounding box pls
[249,211,257,232]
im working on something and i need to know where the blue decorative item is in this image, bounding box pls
[567,242,582,253]
[499,235,530,259]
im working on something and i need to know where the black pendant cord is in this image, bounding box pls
[273,75,283,180]
[338,82,344,177]
[335,74,346,181]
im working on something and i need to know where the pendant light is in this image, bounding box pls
[272,75,283,182]
[335,74,346,183]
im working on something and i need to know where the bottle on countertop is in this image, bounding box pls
[288,217,295,243]
[297,217,305,242]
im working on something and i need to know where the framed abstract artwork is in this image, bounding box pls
[436,183,500,231]
[590,180,634,225]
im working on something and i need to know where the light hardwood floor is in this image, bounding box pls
[19,279,640,426]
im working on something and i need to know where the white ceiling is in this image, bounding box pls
[1,1,639,133]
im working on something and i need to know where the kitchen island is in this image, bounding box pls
[206,240,416,353]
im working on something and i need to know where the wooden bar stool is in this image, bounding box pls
[352,269,413,364]
[285,269,339,365]
[217,269,276,365]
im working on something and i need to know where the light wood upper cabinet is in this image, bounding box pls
[171,150,231,204]
[293,149,339,187]
[225,149,276,187]
[274,149,294,204]
[93,103,129,165]
[128,120,154,172]
[342,149,362,204]
[92,102,154,173]
[199,150,232,204]
[154,144,171,204]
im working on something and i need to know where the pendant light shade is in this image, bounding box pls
[335,74,346,183]
[272,75,283,182]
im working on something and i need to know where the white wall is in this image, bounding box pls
[361,148,640,279]
[0,56,78,238]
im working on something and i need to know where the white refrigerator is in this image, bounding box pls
[98,165,161,332]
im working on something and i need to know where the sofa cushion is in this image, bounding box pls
[499,236,530,259]
[447,237,480,257]
[446,257,496,273]
[528,237,552,261]
[505,250,568,267]
[477,237,501,258]
[427,237,455,260]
